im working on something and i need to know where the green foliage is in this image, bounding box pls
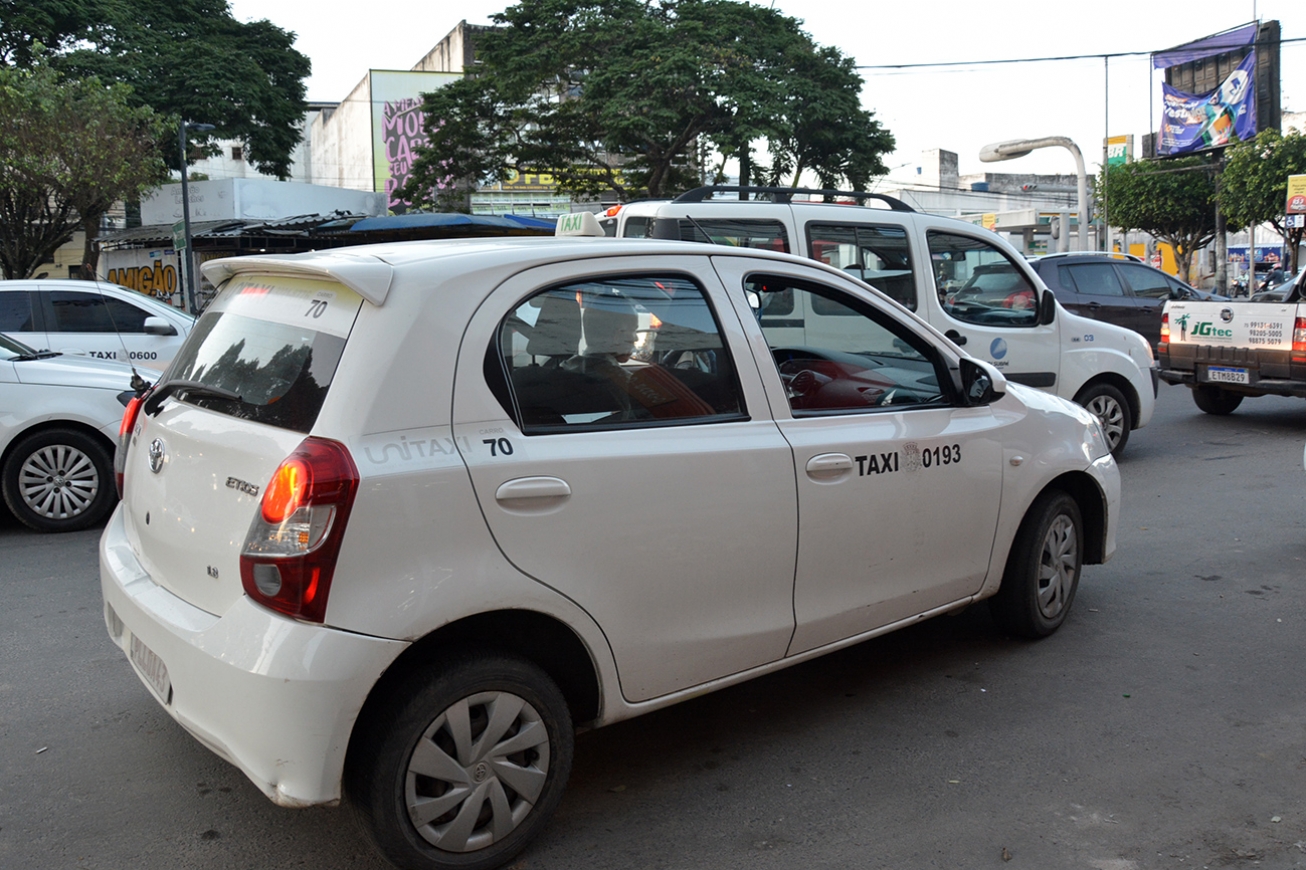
[0,62,169,278]
[1220,127,1306,273]
[4,1,309,178]
[1098,156,1218,278]
[400,0,893,208]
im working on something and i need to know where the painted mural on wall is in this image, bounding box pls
[370,71,460,212]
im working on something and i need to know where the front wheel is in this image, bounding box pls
[1191,385,1243,415]
[346,652,574,870]
[1074,383,1132,457]
[1,427,116,532]
[990,490,1083,639]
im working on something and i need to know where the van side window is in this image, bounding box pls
[662,219,789,252]
[928,233,1039,328]
[745,275,950,415]
[808,224,916,310]
[493,276,746,433]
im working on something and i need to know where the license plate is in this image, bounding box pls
[1205,366,1249,384]
[129,633,172,703]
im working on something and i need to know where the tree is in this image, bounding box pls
[4,1,310,178]
[1220,127,1306,275]
[1097,156,1218,280]
[0,63,169,279]
[400,0,893,209]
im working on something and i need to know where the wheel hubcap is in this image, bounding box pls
[1037,514,1078,619]
[1086,395,1125,449]
[405,691,550,853]
[18,444,99,519]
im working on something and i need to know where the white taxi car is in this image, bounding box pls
[102,233,1119,870]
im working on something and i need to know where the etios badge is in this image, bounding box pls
[148,438,166,473]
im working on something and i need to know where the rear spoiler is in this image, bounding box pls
[201,252,395,306]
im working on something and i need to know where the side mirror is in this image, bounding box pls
[143,316,177,336]
[1038,289,1057,325]
[960,357,1007,406]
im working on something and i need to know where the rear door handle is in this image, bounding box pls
[495,476,572,502]
[943,329,967,346]
[806,453,853,479]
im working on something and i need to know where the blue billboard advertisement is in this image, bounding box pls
[1158,51,1257,155]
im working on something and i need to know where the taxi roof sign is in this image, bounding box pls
[556,211,605,237]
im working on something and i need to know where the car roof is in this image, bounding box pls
[1027,252,1144,264]
[200,236,849,307]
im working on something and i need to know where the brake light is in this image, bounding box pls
[240,438,359,623]
[1293,317,1306,365]
[114,392,148,497]
[1158,312,1170,355]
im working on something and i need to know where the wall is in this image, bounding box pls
[311,76,375,191]
[141,178,386,224]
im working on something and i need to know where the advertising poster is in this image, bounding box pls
[370,70,461,212]
[1286,174,1306,214]
[1159,52,1256,155]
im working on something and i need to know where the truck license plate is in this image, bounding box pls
[129,633,171,703]
[1206,366,1249,384]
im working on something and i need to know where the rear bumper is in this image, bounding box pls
[1158,367,1306,398]
[99,506,407,807]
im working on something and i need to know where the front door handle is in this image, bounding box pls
[944,329,967,346]
[806,453,853,479]
[495,476,572,502]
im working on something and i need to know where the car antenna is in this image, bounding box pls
[90,276,153,394]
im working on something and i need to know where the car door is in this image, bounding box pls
[711,255,1007,655]
[38,288,156,364]
[918,227,1062,390]
[0,288,44,346]
[1054,262,1147,338]
[450,255,798,703]
[1115,262,1177,346]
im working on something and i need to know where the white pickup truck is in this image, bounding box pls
[1158,272,1305,414]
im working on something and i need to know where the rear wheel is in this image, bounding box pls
[346,652,574,870]
[1,427,116,532]
[1191,385,1243,415]
[1075,382,1131,457]
[990,490,1083,639]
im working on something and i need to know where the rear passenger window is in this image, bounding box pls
[47,290,150,332]
[929,233,1038,328]
[808,224,916,309]
[1062,264,1126,297]
[1116,263,1172,299]
[493,276,745,433]
[0,291,37,332]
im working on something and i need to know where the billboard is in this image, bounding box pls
[370,70,461,212]
[1105,135,1134,167]
[1287,174,1306,214]
[1159,52,1256,155]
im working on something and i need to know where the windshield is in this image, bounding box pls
[163,276,363,433]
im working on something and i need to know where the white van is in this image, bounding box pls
[588,186,1157,454]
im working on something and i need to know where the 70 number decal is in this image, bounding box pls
[483,438,514,457]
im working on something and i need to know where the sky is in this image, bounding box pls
[229,0,1306,184]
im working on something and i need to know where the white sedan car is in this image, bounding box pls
[103,234,1119,870]
[0,279,195,371]
[1,332,136,531]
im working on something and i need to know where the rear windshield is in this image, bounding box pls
[165,276,363,433]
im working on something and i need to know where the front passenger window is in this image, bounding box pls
[929,233,1038,327]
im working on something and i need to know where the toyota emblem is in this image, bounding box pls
[148,438,166,474]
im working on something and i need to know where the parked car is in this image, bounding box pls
[103,235,1120,870]
[1028,252,1227,348]
[598,186,1157,456]
[0,279,195,371]
[1250,271,1300,303]
[1,332,135,531]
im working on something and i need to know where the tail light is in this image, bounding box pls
[1158,312,1169,355]
[240,438,360,623]
[114,392,148,497]
[1293,317,1306,366]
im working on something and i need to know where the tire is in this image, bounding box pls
[1191,385,1243,416]
[989,490,1083,639]
[1075,382,1132,457]
[346,652,574,870]
[1,427,116,532]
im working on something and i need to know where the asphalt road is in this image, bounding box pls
[1,382,1303,870]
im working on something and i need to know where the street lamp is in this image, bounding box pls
[178,121,215,314]
[980,137,1090,252]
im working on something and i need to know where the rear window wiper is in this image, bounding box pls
[10,350,63,361]
[142,379,243,417]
